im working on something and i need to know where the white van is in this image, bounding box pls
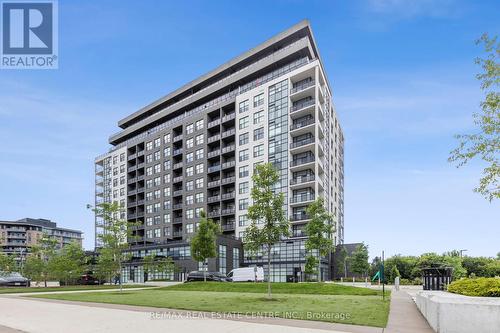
[227,267,264,282]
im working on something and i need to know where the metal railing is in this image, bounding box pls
[290,117,315,131]
[291,136,315,149]
[291,99,315,112]
[290,155,315,167]
[290,174,315,185]
[291,79,315,94]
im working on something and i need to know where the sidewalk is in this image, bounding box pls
[384,290,434,333]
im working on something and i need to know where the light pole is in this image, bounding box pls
[459,249,468,258]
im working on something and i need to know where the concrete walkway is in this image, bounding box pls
[384,290,434,333]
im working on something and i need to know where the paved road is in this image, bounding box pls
[0,296,366,333]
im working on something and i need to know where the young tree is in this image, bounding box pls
[143,254,177,281]
[143,253,156,281]
[350,243,370,278]
[94,247,117,284]
[29,234,59,287]
[92,202,137,291]
[449,34,500,201]
[190,210,220,282]
[50,241,86,285]
[304,197,335,282]
[244,163,289,299]
[0,253,16,275]
[304,255,317,281]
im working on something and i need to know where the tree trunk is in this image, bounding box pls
[318,254,322,283]
[119,261,122,292]
[267,246,272,299]
[203,261,207,282]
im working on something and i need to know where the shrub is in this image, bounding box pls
[448,277,500,297]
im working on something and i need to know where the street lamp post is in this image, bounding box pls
[460,249,468,258]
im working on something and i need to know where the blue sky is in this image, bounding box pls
[0,0,498,258]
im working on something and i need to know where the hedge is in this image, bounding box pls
[447,277,500,297]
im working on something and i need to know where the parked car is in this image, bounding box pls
[76,274,103,285]
[186,271,228,282]
[0,272,30,287]
[227,267,264,282]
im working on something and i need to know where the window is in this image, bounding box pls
[239,133,249,145]
[239,100,249,113]
[146,217,153,226]
[239,166,249,178]
[253,93,264,108]
[164,201,171,210]
[186,138,194,148]
[254,127,264,141]
[146,167,153,176]
[253,110,264,124]
[195,119,204,131]
[195,192,204,203]
[164,173,171,183]
[186,166,194,177]
[120,176,125,185]
[146,141,153,151]
[154,215,161,225]
[186,180,194,191]
[113,156,117,165]
[186,123,194,134]
[239,116,249,129]
[196,163,204,174]
[239,182,249,194]
[146,154,153,163]
[239,198,249,210]
[233,248,240,269]
[154,203,161,213]
[154,151,161,161]
[164,187,171,197]
[164,133,171,143]
[195,134,204,145]
[186,224,194,233]
[120,165,125,173]
[238,215,248,226]
[120,153,125,162]
[163,226,171,236]
[146,205,153,214]
[239,149,249,162]
[164,147,171,157]
[154,190,161,199]
[164,160,171,170]
[146,229,153,239]
[195,207,202,218]
[113,167,118,176]
[253,144,264,157]
[186,209,194,219]
[154,164,161,174]
[186,152,194,163]
[154,228,161,238]
[195,178,204,189]
[195,148,204,160]
[146,179,153,189]
[154,138,161,148]
[219,245,227,274]
[186,195,194,205]
[164,213,171,223]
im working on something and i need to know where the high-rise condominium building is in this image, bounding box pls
[95,20,344,282]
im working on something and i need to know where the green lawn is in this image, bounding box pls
[161,282,385,295]
[0,284,150,294]
[30,283,390,327]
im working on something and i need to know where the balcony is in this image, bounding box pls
[291,79,315,94]
[208,210,221,218]
[208,165,221,173]
[290,155,315,168]
[173,217,183,224]
[127,153,137,160]
[290,117,315,131]
[207,179,221,188]
[173,135,183,142]
[127,177,137,184]
[208,118,221,128]
[221,192,235,200]
[222,112,236,122]
[208,195,220,203]
[208,149,220,159]
[221,208,236,215]
[173,203,183,210]
[173,176,183,183]
[221,145,235,154]
[290,175,315,186]
[173,162,183,169]
[221,223,235,231]
[290,213,310,222]
[173,148,183,156]
[290,137,315,150]
[208,134,221,143]
[290,193,315,204]
[173,190,183,197]
[221,176,235,185]
[173,231,183,238]
[221,128,235,138]
[291,99,315,114]
[222,160,236,169]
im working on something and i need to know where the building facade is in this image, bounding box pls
[95,20,344,282]
[0,218,83,263]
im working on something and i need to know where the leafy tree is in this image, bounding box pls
[190,210,220,282]
[304,197,335,282]
[350,243,370,278]
[50,241,86,285]
[391,265,401,282]
[245,163,289,299]
[23,255,45,284]
[142,254,177,281]
[449,33,500,201]
[418,252,466,280]
[94,247,116,284]
[0,253,16,275]
[29,234,59,287]
[92,202,137,291]
[304,255,317,281]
